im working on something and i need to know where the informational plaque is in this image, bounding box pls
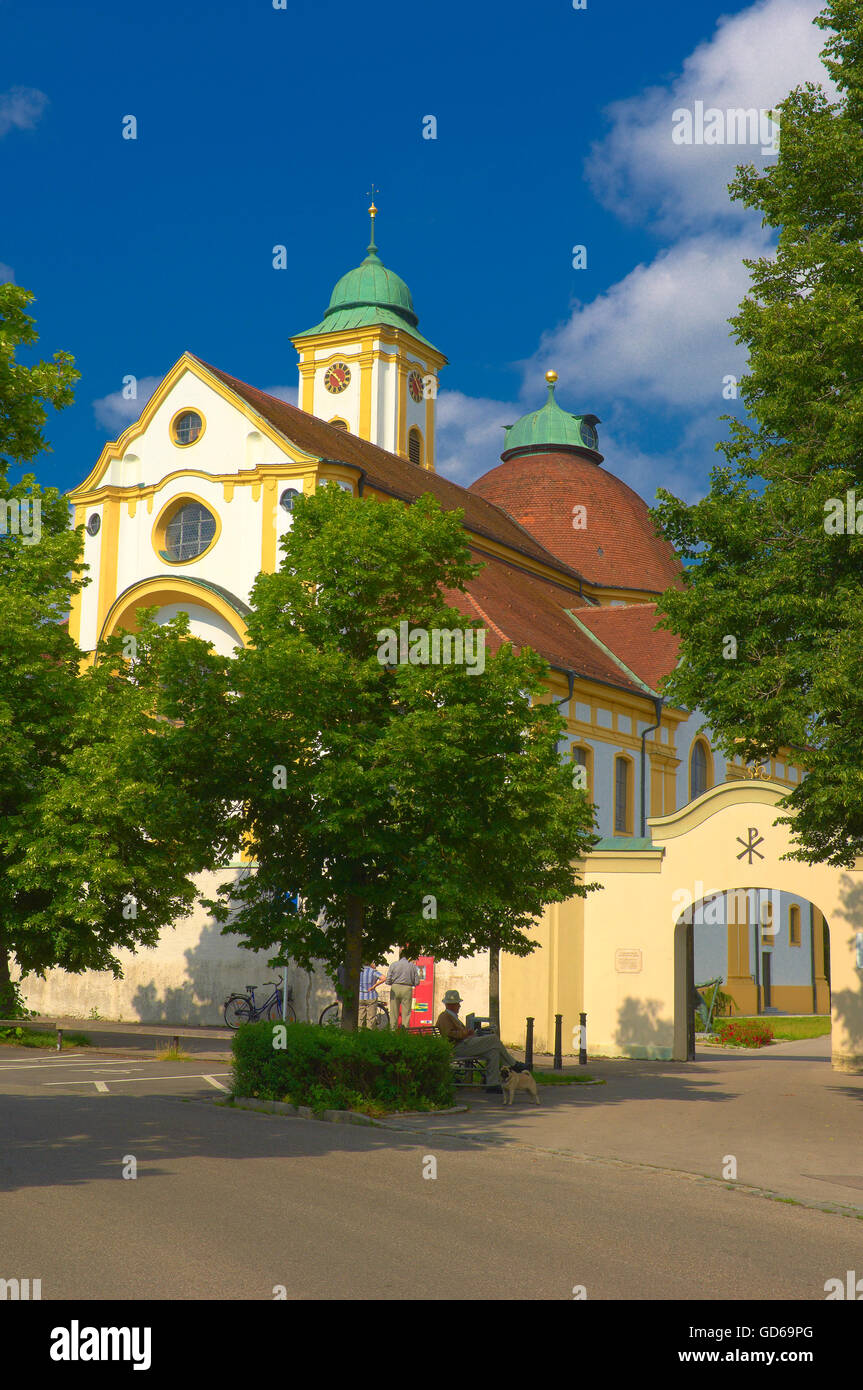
[615,949,643,973]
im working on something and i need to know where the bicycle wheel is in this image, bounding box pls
[266,999,297,1022]
[374,1004,390,1030]
[224,996,252,1029]
[319,1003,341,1027]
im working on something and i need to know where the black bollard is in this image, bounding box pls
[553,1014,562,1070]
[579,1012,587,1066]
[525,1017,534,1070]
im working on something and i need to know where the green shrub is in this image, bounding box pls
[714,1018,774,1048]
[231,1021,455,1113]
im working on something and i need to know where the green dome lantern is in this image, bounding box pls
[501,371,601,462]
[294,204,439,350]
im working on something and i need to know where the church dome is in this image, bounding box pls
[326,248,418,328]
[470,375,682,595]
[502,372,601,461]
[293,206,439,348]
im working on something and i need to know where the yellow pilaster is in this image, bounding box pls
[261,476,277,574]
[424,378,435,471]
[96,499,120,640]
[359,344,374,441]
[396,359,408,457]
[300,357,316,414]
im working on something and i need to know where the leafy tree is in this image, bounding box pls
[653,0,863,865]
[0,285,235,1015]
[205,485,597,1029]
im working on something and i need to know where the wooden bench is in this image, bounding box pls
[412,1025,489,1086]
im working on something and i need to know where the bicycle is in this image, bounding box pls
[319,998,389,1029]
[224,981,297,1029]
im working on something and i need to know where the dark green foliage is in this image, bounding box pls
[231,1021,456,1112]
[652,2,863,864]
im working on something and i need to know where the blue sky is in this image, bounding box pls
[1,0,834,504]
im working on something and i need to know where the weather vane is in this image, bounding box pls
[366,183,379,217]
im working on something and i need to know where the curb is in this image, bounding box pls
[228,1095,468,1126]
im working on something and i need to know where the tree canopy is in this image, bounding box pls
[652,0,863,866]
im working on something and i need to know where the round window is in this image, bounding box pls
[172,410,203,446]
[162,501,217,562]
[279,487,300,512]
[86,513,101,536]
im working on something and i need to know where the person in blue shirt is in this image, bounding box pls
[359,962,387,1028]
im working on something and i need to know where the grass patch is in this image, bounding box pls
[729,1016,830,1041]
[0,1027,92,1049]
[534,1072,603,1085]
[154,1045,192,1061]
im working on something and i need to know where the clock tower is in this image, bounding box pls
[291,204,446,470]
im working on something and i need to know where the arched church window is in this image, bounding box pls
[408,427,423,467]
[162,501,217,562]
[329,418,349,431]
[690,739,710,800]
[571,745,593,798]
[280,488,301,512]
[614,755,632,834]
[789,903,801,946]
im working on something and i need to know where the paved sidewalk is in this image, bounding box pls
[378,1034,863,1214]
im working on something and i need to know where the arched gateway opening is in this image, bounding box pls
[673,887,831,1061]
[578,780,863,1072]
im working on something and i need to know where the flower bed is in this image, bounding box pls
[713,1018,774,1048]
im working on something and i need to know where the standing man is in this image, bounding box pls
[359,962,386,1028]
[436,989,525,1093]
[387,949,420,1030]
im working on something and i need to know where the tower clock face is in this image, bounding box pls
[324,362,351,394]
[408,370,424,403]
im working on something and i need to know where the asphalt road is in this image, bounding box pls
[0,1046,860,1301]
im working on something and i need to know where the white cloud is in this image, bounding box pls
[0,86,49,139]
[92,376,161,433]
[0,264,14,284]
[585,0,831,233]
[435,389,517,487]
[528,229,770,411]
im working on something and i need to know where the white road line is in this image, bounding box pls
[43,1073,231,1087]
[0,1059,149,1071]
[203,1075,230,1092]
[94,1081,109,1093]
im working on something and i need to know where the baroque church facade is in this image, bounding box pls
[29,210,861,1070]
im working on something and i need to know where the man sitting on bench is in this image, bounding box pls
[436,990,526,1094]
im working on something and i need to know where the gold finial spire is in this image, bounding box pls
[366,185,379,254]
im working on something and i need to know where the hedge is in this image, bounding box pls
[231,1021,456,1113]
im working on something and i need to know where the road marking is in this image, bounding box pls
[0,1059,149,1071]
[94,1081,109,1093]
[43,1073,231,1088]
[203,1075,230,1092]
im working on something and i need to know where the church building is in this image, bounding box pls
[32,208,862,1072]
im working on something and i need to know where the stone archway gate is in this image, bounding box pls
[581,780,863,1072]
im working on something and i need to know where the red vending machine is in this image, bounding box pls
[409,956,435,1029]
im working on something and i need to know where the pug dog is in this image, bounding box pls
[500,1065,540,1105]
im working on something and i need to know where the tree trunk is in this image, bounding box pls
[488,937,500,1035]
[341,896,363,1031]
[0,936,16,1017]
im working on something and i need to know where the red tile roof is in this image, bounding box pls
[191,357,587,587]
[443,552,648,696]
[568,603,680,692]
[469,451,683,594]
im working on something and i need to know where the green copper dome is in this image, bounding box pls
[502,373,601,460]
[294,212,440,351]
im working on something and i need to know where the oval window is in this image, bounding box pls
[172,410,203,446]
[280,487,300,512]
[162,501,217,562]
[86,513,101,536]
